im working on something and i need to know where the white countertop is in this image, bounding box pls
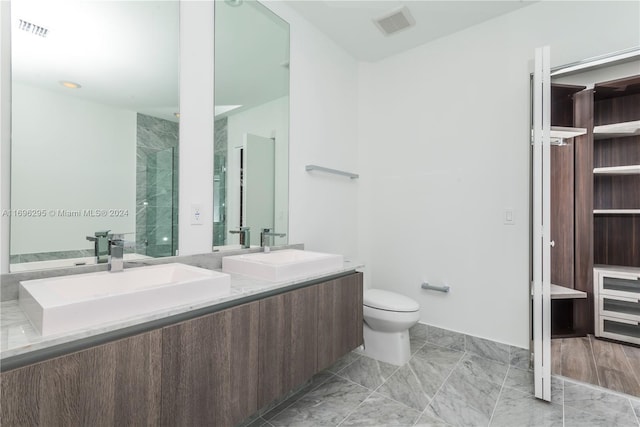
[1,260,363,361]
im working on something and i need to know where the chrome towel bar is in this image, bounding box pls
[421,282,450,293]
[305,164,359,179]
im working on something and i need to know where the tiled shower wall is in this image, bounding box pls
[136,114,179,258]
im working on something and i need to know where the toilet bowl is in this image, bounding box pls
[362,289,420,366]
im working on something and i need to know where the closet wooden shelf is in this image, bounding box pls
[551,284,587,300]
[593,209,640,214]
[529,284,587,299]
[593,120,640,139]
[550,126,587,140]
[593,165,640,175]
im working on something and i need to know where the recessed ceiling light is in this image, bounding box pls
[60,81,81,89]
[224,0,242,7]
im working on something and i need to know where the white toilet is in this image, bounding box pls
[362,289,420,366]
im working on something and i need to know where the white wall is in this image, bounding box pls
[265,2,361,260]
[226,96,289,245]
[177,1,214,256]
[357,1,640,348]
[11,82,136,254]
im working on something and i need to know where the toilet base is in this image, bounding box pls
[362,322,411,366]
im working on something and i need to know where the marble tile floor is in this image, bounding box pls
[241,331,640,426]
[552,335,640,398]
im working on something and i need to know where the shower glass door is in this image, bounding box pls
[141,147,177,257]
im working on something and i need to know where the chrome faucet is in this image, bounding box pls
[260,228,286,253]
[229,227,251,249]
[86,230,110,264]
[107,233,126,272]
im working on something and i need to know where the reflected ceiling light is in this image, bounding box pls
[214,105,242,116]
[174,112,180,118]
[224,0,243,6]
[59,81,81,89]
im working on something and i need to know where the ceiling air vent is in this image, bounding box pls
[373,6,415,36]
[18,19,49,38]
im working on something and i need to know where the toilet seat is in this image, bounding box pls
[363,289,419,312]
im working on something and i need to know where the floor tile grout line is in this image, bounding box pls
[562,377,565,427]
[621,344,640,394]
[558,338,564,377]
[628,397,640,426]
[587,335,602,387]
[262,371,336,422]
[561,336,640,399]
[334,353,404,391]
[331,353,363,377]
[268,367,374,427]
[562,375,640,425]
[364,359,422,413]
[559,373,640,400]
[334,388,377,427]
[487,364,510,426]
[411,350,468,426]
[335,357,418,427]
[407,356,434,409]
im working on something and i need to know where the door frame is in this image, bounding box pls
[530,46,640,402]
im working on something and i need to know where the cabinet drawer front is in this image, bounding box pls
[601,296,640,321]
[599,316,640,345]
[601,274,640,297]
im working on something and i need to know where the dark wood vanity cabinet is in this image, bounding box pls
[257,272,364,407]
[161,301,260,427]
[0,330,163,426]
[0,271,363,427]
[317,273,364,371]
[258,285,318,408]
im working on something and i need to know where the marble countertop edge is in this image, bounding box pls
[1,260,364,362]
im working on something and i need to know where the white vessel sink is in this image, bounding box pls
[19,263,231,336]
[222,249,343,281]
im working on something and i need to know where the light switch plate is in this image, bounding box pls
[191,204,203,225]
[504,208,515,225]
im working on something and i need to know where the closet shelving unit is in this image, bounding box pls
[549,76,640,340]
[591,75,640,344]
[549,83,589,337]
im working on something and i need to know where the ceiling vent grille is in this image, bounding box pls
[18,19,49,38]
[373,6,415,36]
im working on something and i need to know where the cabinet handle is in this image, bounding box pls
[550,240,555,247]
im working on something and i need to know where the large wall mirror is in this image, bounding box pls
[7,0,289,272]
[213,0,289,250]
[9,0,180,271]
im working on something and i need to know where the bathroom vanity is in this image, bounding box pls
[0,261,363,426]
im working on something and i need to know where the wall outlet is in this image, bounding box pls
[504,208,515,225]
[191,203,203,225]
